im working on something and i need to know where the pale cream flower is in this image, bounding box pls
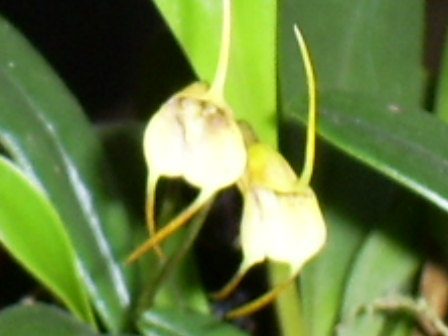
[127,83,247,262]
[144,82,246,192]
[213,142,326,318]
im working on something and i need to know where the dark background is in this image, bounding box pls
[0,0,194,123]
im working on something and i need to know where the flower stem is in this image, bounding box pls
[269,262,305,336]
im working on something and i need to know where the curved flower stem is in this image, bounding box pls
[294,25,317,188]
[127,190,214,263]
[146,174,164,258]
[207,0,232,104]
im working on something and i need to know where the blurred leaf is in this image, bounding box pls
[435,32,448,121]
[281,57,437,335]
[0,157,93,324]
[293,143,399,336]
[337,195,421,336]
[285,93,447,334]
[0,304,137,336]
[0,304,97,336]
[279,1,431,208]
[278,0,429,209]
[279,1,426,335]
[300,207,366,336]
[0,15,135,331]
[279,0,424,108]
[138,307,248,336]
[152,0,277,145]
[97,122,146,223]
[286,92,448,213]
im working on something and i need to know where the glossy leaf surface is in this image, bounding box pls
[138,307,248,336]
[0,15,134,331]
[0,304,97,336]
[0,157,93,324]
[286,93,448,213]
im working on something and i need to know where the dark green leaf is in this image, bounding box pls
[0,157,93,324]
[294,143,399,336]
[138,307,248,336]
[288,92,446,332]
[0,304,97,336]
[279,2,426,335]
[435,33,448,121]
[279,0,424,108]
[0,15,135,331]
[286,92,448,212]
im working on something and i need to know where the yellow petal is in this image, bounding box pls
[245,143,297,192]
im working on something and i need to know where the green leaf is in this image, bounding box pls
[294,145,399,336]
[279,0,424,108]
[0,15,135,331]
[337,195,421,335]
[286,92,448,213]
[0,158,93,323]
[279,2,426,335]
[285,93,446,333]
[138,307,248,336]
[300,207,366,336]
[435,32,448,121]
[0,304,98,336]
[279,1,431,210]
[152,0,277,145]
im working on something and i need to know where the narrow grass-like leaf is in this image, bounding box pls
[0,157,93,324]
[0,15,134,331]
